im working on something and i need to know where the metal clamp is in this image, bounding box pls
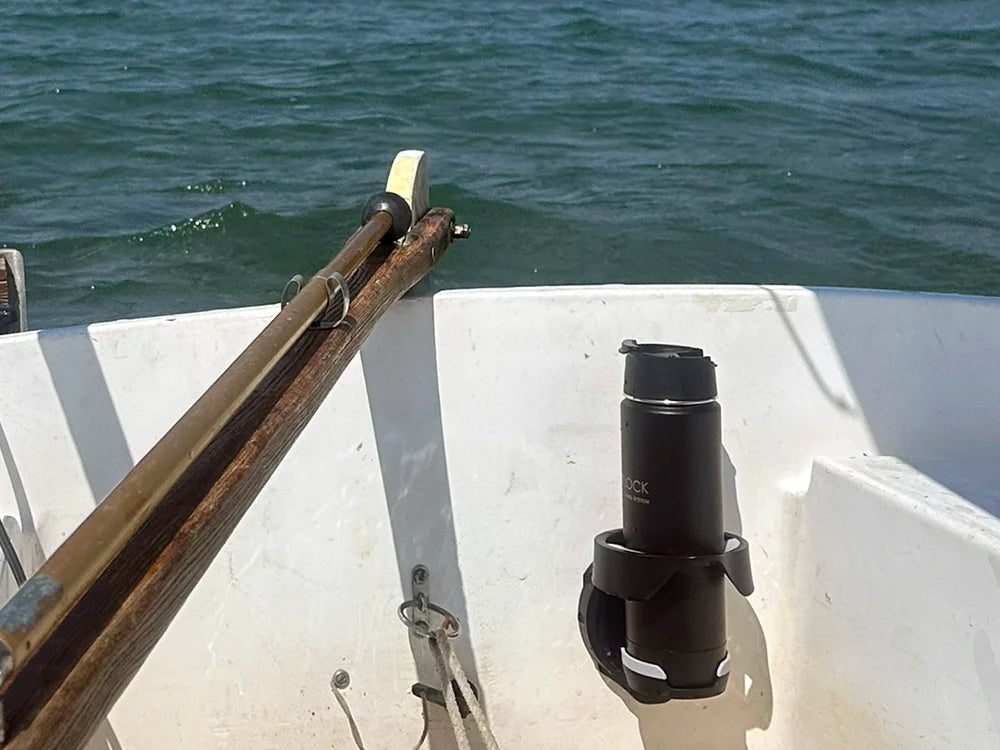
[280,274,304,309]
[280,272,351,329]
[397,565,461,640]
[312,272,350,329]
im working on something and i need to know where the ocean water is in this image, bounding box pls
[2,0,999,329]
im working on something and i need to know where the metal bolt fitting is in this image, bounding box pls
[331,669,351,690]
[413,565,429,585]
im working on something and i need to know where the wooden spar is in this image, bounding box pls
[0,209,396,699]
[0,207,395,682]
[1,207,456,748]
[0,199,456,746]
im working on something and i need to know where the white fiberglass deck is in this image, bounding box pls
[0,284,997,749]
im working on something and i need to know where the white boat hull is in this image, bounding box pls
[0,284,997,748]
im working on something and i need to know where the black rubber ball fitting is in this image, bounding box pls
[361,191,412,242]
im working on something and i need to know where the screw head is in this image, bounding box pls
[331,669,351,690]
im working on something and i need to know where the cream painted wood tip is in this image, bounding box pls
[385,150,429,228]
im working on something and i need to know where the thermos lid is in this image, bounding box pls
[619,340,717,402]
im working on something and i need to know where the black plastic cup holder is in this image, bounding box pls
[578,529,754,703]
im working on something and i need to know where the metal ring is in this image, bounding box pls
[312,271,350,328]
[397,599,461,640]
[623,394,717,406]
[280,274,304,309]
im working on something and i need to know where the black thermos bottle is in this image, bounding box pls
[618,340,728,695]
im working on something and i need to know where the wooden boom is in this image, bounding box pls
[0,194,457,748]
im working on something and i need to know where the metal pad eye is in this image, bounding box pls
[398,599,461,640]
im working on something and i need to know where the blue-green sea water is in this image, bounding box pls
[3,0,999,329]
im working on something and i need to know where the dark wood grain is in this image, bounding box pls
[1,208,455,749]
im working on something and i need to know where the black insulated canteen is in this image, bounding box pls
[578,340,754,703]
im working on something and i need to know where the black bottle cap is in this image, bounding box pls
[620,340,717,402]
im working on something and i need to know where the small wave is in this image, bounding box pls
[555,16,622,43]
[34,200,359,262]
[166,178,250,195]
[25,200,361,327]
[903,25,1000,45]
[129,201,259,241]
[752,50,881,84]
[8,10,122,21]
[0,187,20,212]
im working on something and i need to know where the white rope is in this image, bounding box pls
[410,697,429,750]
[430,633,472,750]
[441,637,499,750]
[327,627,496,750]
[431,629,501,750]
[331,683,430,750]
[332,684,368,749]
